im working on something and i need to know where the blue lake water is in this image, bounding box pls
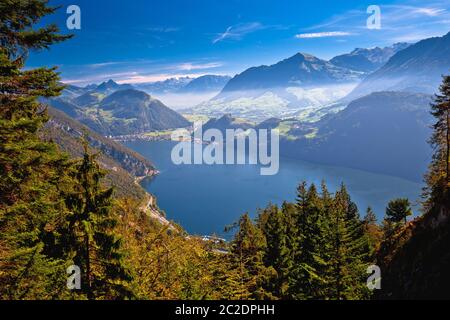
[125,140,423,238]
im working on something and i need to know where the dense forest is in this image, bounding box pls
[0,0,449,300]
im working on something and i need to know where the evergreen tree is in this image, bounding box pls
[229,213,268,299]
[327,185,371,300]
[363,207,377,225]
[289,182,328,299]
[385,198,412,224]
[232,181,375,300]
[362,207,383,256]
[260,204,290,298]
[425,75,450,207]
[62,143,132,299]
[0,0,72,299]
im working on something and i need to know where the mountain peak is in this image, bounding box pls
[289,52,318,62]
[221,50,360,92]
[347,31,450,99]
[105,88,150,100]
[98,79,119,87]
[330,42,411,73]
[94,79,134,94]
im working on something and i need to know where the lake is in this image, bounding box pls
[125,140,423,238]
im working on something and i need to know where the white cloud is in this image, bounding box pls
[87,61,123,69]
[297,2,450,47]
[213,22,265,44]
[413,7,446,17]
[295,31,353,39]
[176,62,223,71]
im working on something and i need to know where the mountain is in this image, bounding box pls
[192,83,356,122]
[178,75,231,93]
[190,53,361,121]
[281,92,433,181]
[97,89,191,135]
[136,77,193,94]
[136,75,230,94]
[60,84,89,99]
[60,80,133,100]
[47,89,191,136]
[41,106,156,199]
[94,79,134,95]
[348,32,450,99]
[222,52,362,92]
[330,43,410,73]
[73,91,103,107]
[200,114,254,134]
[255,117,283,130]
[43,97,81,118]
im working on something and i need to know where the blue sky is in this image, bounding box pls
[28,0,450,86]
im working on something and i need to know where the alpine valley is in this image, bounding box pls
[4,0,450,301]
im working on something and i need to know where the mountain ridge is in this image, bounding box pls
[347,32,450,99]
[47,88,191,136]
[330,43,410,72]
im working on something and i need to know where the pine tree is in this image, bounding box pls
[327,185,371,300]
[0,0,72,299]
[425,75,450,207]
[385,198,412,224]
[364,207,377,225]
[362,207,383,256]
[229,213,268,300]
[289,182,329,299]
[62,143,132,300]
[260,204,290,298]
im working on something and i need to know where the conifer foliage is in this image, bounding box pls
[426,75,450,207]
[0,0,72,299]
[231,182,375,300]
[0,0,131,300]
[62,143,132,299]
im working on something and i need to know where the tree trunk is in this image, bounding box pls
[85,234,93,300]
[446,108,450,185]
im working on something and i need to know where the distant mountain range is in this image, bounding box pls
[46,81,191,136]
[188,33,449,122]
[348,32,450,99]
[136,77,192,94]
[135,75,231,94]
[178,75,231,93]
[330,43,410,73]
[63,74,232,98]
[222,52,363,92]
[191,52,365,121]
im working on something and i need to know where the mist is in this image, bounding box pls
[145,91,220,111]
